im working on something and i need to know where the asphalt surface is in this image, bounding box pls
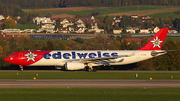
[1,70,180,73]
[0,79,180,88]
[1,70,180,88]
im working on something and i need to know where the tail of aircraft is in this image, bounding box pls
[138,28,169,50]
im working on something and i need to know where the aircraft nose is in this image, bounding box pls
[4,57,9,62]
[4,56,12,62]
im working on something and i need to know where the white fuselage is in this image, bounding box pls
[30,50,164,67]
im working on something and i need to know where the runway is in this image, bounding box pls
[0,79,180,88]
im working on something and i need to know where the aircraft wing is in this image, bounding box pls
[64,52,135,64]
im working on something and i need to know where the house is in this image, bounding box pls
[41,18,56,25]
[152,26,160,33]
[57,27,70,33]
[132,26,140,31]
[87,19,100,29]
[74,18,86,28]
[36,17,56,33]
[113,29,123,34]
[2,29,21,33]
[33,17,54,25]
[41,23,56,30]
[88,28,104,34]
[126,28,135,34]
[60,18,74,28]
[123,38,145,44]
[168,27,177,33]
[69,27,87,33]
[113,17,121,23]
[0,33,21,40]
[17,16,21,20]
[131,15,138,20]
[75,27,87,33]
[142,16,152,20]
[81,15,95,21]
[23,29,36,33]
[141,19,151,23]
[0,15,5,21]
[139,29,150,34]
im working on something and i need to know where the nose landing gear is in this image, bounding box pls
[19,65,23,71]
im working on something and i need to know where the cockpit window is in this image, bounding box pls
[9,55,14,57]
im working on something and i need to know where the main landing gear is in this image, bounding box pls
[87,68,97,72]
[86,65,97,72]
[19,65,23,71]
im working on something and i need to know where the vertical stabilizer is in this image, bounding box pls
[138,28,169,50]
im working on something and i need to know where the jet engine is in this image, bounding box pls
[65,62,85,70]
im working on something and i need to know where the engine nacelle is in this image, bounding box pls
[65,62,85,70]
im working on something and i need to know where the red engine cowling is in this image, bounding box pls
[65,62,85,70]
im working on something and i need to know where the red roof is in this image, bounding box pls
[123,38,145,43]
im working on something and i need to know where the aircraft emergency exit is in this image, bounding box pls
[4,28,169,71]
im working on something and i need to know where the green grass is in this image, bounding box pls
[0,72,180,79]
[67,6,161,15]
[25,6,180,17]
[16,24,38,30]
[149,11,180,18]
[67,6,180,16]
[0,88,180,101]
[22,9,33,12]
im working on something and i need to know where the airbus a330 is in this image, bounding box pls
[4,28,169,71]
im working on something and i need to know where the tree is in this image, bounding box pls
[0,45,3,57]
[55,18,60,31]
[152,17,159,27]
[103,16,113,33]
[120,39,131,50]
[158,18,164,28]
[75,38,84,44]
[54,41,66,50]
[27,12,33,23]
[172,0,177,5]
[152,0,157,5]
[2,18,16,29]
[46,40,54,50]
[130,41,141,50]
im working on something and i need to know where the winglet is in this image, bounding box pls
[138,28,169,50]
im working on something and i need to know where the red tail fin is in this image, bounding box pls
[138,28,169,50]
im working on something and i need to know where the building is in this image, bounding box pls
[152,26,160,33]
[139,29,150,34]
[2,29,21,33]
[0,15,5,21]
[0,33,20,40]
[168,27,178,33]
[113,29,123,34]
[126,28,135,34]
[123,38,145,44]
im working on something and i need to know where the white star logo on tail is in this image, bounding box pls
[24,51,37,62]
[150,36,163,48]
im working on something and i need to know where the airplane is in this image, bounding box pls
[4,28,169,71]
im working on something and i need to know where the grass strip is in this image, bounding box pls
[0,72,179,79]
[0,88,180,101]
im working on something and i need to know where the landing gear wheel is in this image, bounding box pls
[93,68,97,72]
[88,68,92,72]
